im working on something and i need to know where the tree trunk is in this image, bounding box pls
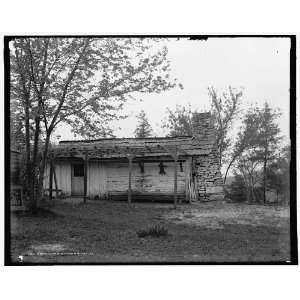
[83,152,88,203]
[49,158,53,201]
[128,155,133,205]
[23,96,35,211]
[52,161,58,198]
[174,155,178,209]
[36,132,51,207]
[263,158,267,204]
[224,154,239,184]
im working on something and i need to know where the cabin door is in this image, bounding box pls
[71,162,84,196]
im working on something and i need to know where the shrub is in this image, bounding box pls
[227,174,248,202]
[137,225,169,238]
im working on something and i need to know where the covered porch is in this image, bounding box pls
[45,137,202,207]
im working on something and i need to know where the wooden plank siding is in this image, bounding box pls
[44,159,190,202]
[105,161,187,202]
[88,161,107,198]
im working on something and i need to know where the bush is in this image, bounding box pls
[137,225,169,238]
[227,174,248,202]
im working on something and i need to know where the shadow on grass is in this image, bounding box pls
[12,208,64,219]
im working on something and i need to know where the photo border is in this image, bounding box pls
[4,34,297,266]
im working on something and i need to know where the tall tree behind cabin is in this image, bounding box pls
[11,37,180,211]
[134,110,153,138]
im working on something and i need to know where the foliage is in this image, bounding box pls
[226,174,248,202]
[137,224,169,238]
[232,103,282,203]
[162,87,242,182]
[266,145,290,204]
[208,86,243,167]
[134,110,153,138]
[253,102,282,162]
[10,99,26,150]
[224,106,260,182]
[162,104,195,137]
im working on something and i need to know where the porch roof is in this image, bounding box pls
[49,112,216,159]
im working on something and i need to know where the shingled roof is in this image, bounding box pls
[50,112,216,159]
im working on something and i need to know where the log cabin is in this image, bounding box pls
[45,112,224,203]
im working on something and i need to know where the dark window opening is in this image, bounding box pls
[139,161,145,173]
[180,162,184,172]
[159,162,166,175]
[73,163,84,177]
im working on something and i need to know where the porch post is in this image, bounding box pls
[128,155,133,205]
[49,158,53,201]
[52,160,58,198]
[185,157,192,203]
[174,154,178,209]
[84,152,88,203]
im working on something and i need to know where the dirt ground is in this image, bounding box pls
[10,200,291,263]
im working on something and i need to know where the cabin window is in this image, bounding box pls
[180,162,184,172]
[158,162,166,175]
[73,163,84,177]
[139,162,145,173]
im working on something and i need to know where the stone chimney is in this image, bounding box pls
[191,112,224,201]
[191,112,215,143]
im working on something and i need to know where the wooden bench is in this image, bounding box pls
[43,188,63,198]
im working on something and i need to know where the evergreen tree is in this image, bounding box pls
[233,102,282,203]
[134,110,153,138]
[256,102,282,204]
[266,145,290,204]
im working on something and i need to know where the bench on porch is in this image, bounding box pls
[43,188,63,198]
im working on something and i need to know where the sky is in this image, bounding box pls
[56,37,290,144]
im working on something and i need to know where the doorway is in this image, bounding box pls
[71,162,84,196]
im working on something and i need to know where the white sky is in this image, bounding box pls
[56,37,290,143]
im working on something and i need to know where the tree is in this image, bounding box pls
[10,37,179,211]
[162,87,242,182]
[224,106,261,183]
[230,103,282,203]
[227,173,248,202]
[208,86,243,168]
[266,145,290,204]
[255,102,282,204]
[134,110,153,138]
[236,153,262,203]
[10,99,26,151]
[162,105,195,137]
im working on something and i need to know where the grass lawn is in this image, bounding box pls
[10,200,291,263]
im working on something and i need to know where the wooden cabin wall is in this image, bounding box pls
[88,161,107,198]
[83,160,187,201]
[47,159,191,202]
[104,161,186,201]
